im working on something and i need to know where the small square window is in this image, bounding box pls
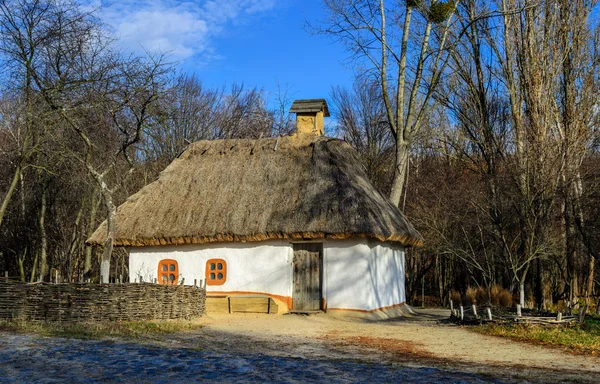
[158,259,179,285]
[206,259,226,286]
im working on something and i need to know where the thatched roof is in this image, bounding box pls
[87,135,422,247]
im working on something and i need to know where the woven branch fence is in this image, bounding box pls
[0,281,205,322]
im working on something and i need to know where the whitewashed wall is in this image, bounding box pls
[128,238,405,312]
[129,240,293,299]
[323,239,406,311]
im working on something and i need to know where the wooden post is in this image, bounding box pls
[180,278,185,286]
[194,279,197,288]
[154,278,157,284]
[450,299,454,313]
[140,276,143,283]
[517,304,522,317]
[472,304,477,317]
[119,275,123,284]
[557,312,562,321]
[100,275,104,284]
[203,279,207,289]
[460,305,464,321]
[134,277,137,283]
[4,271,7,281]
[487,307,492,320]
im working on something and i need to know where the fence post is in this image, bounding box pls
[517,304,522,317]
[180,278,185,286]
[194,279,197,288]
[154,278,157,284]
[486,307,492,320]
[4,271,7,281]
[557,312,562,322]
[450,299,454,313]
[460,305,464,321]
[100,275,103,284]
[119,275,123,284]
[472,304,477,317]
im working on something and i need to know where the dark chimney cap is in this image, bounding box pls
[289,99,330,117]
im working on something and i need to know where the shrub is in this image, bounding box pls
[489,285,501,306]
[465,286,478,304]
[475,287,490,305]
[497,288,512,307]
[450,290,461,305]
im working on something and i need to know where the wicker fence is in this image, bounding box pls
[0,280,205,322]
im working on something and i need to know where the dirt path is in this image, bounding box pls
[164,309,600,383]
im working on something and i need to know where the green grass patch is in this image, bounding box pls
[0,318,204,340]
[474,315,600,355]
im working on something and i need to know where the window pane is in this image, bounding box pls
[170,264,175,271]
[217,263,223,270]
[169,274,175,282]
[161,275,167,282]
[210,263,215,271]
[217,273,223,280]
[162,265,167,272]
[210,273,215,280]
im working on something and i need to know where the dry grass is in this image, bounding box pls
[455,286,512,306]
[0,319,203,340]
[475,316,600,355]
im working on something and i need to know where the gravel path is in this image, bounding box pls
[0,332,498,383]
[1,309,598,383]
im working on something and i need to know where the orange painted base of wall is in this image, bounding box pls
[206,292,413,319]
[208,291,292,312]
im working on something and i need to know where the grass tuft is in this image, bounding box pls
[0,318,203,340]
[474,315,600,355]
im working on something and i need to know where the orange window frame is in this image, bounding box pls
[158,259,179,285]
[206,259,227,286]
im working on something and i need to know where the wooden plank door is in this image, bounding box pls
[292,243,322,311]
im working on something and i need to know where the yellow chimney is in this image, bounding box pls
[289,99,330,136]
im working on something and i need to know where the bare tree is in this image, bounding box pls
[313,0,459,206]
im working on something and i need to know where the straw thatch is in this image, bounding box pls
[88,134,423,247]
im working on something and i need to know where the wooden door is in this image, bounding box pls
[292,243,322,311]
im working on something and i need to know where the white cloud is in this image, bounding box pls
[89,0,277,62]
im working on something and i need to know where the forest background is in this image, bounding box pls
[0,0,598,313]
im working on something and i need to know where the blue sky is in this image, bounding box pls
[90,0,355,106]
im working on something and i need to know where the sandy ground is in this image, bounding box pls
[160,309,600,383]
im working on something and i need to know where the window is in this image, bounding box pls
[206,259,227,286]
[158,259,179,285]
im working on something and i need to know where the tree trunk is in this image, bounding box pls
[99,188,116,284]
[29,250,38,283]
[18,247,26,282]
[84,189,100,280]
[0,164,22,228]
[389,141,409,207]
[38,189,48,281]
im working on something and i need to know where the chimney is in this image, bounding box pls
[289,99,330,136]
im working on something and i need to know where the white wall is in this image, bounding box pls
[323,239,406,311]
[129,240,293,299]
[129,238,405,312]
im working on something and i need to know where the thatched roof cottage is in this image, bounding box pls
[88,99,422,316]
